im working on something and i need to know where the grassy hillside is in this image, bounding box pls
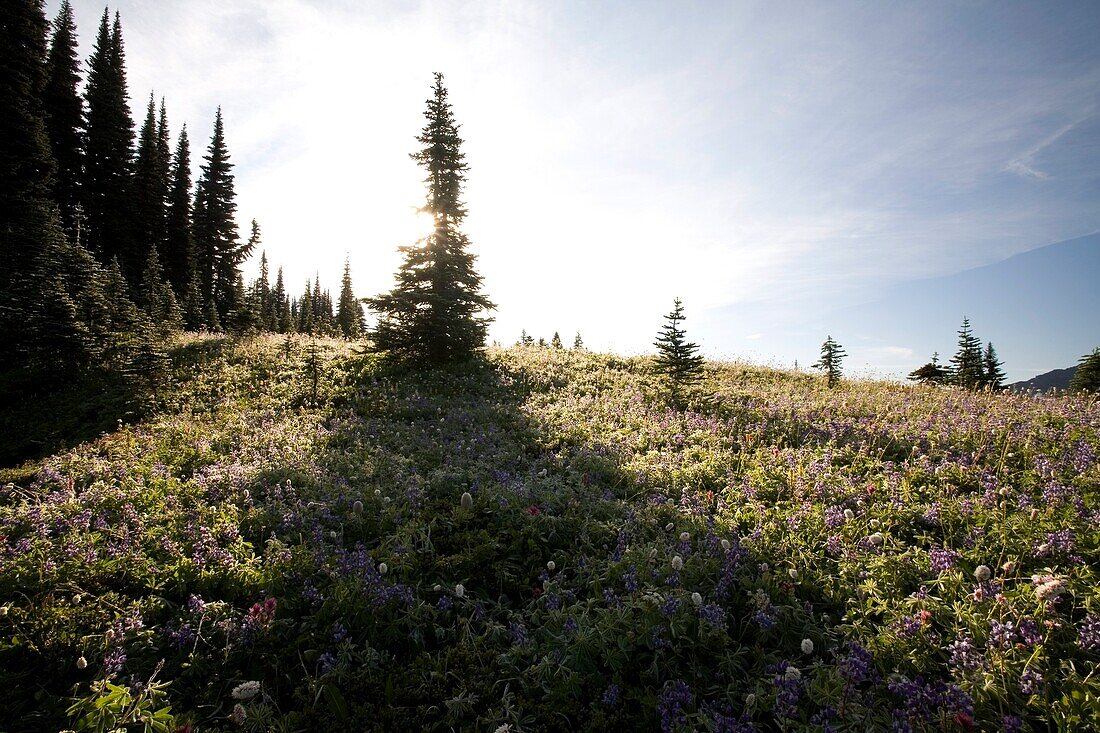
[1,336,1098,731]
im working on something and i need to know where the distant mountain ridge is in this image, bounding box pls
[1009,366,1077,392]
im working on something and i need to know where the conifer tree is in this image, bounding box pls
[253,249,274,331]
[139,244,181,335]
[813,335,847,388]
[1070,348,1100,394]
[298,280,314,334]
[367,73,493,364]
[551,331,563,349]
[980,342,1006,391]
[42,0,85,241]
[272,266,290,333]
[83,9,135,273]
[133,93,169,277]
[182,263,204,331]
[949,317,984,389]
[573,332,584,350]
[164,125,192,296]
[654,298,705,404]
[908,352,948,385]
[191,107,241,321]
[520,329,534,346]
[336,258,362,339]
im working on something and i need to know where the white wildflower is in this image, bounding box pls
[665,522,675,532]
[670,555,684,571]
[454,584,465,598]
[76,656,87,669]
[720,539,731,551]
[691,592,703,607]
[374,489,381,496]
[1001,560,1016,574]
[869,519,880,529]
[843,508,855,521]
[745,693,756,706]
[974,565,992,582]
[788,568,799,581]
[231,703,247,725]
[868,532,884,547]
[679,532,690,542]
[546,560,556,572]
[378,562,388,575]
[460,491,473,510]
[232,681,261,700]
[329,530,338,540]
[352,500,364,514]
[785,666,801,680]
[801,638,814,655]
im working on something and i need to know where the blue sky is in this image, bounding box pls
[56,1,1100,379]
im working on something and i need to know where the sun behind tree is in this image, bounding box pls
[367,73,494,365]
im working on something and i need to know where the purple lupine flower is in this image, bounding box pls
[622,565,639,593]
[656,679,693,733]
[947,635,985,673]
[661,596,681,618]
[509,622,530,646]
[1002,715,1023,733]
[602,683,621,708]
[1078,615,1100,652]
[839,642,875,685]
[989,620,1017,649]
[1019,668,1043,696]
[1018,618,1043,647]
[929,547,958,574]
[698,603,727,632]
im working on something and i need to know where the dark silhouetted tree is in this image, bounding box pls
[272,266,290,333]
[42,0,84,241]
[367,73,493,364]
[83,10,135,274]
[949,317,984,389]
[551,331,562,349]
[908,352,948,385]
[164,125,192,296]
[1070,348,1100,394]
[573,332,584,350]
[654,297,705,404]
[132,93,169,278]
[813,335,847,388]
[191,108,242,323]
[336,258,363,339]
[980,342,1005,391]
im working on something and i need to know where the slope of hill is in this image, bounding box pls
[2,338,1098,731]
[1010,366,1077,392]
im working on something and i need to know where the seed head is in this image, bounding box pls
[460,492,473,510]
[801,638,814,655]
[671,555,684,571]
[974,565,992,582]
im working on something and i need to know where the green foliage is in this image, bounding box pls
[336,259,363,339]
[42,0,85,242]
[67,673,177,733]
[1070,348,1100,394]
[813,335,847,388]
[980,341,1006,391]
[653,297,704,404]
[367,73,494,365]
[164,126,193,297]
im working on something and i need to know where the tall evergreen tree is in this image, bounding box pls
[653,298,705,404]
[83,9,135,273]
[297,280,314,334]
[336,258,362,339]
[813,335,847,388]
[573,332,584,350]
[367,73,493,364]
[132,93,169,279]
[949,317,984,389]
[164,125,192,296]
[272,266,290,333]
[191,107,242,320]
[1070,348,1100,394]
[252,249,274,331]
[42,0,85,241]
[551,331,563,349]
[980,342,1006,391]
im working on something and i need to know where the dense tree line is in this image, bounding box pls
[1,1,367,402]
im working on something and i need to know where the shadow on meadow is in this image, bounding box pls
[235,351,872,732]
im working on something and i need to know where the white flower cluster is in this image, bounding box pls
[232,680,262,700]
[1032,574,1067,602]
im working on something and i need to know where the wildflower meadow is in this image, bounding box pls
[1,335,1098,731]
